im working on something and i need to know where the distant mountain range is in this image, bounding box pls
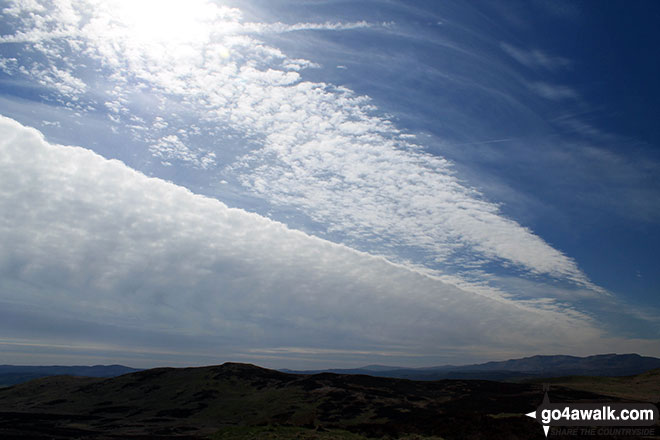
[2,353,659,388]
[0,364,141,387]
[281,353,660,381]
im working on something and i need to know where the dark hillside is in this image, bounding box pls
[0,362,657,439]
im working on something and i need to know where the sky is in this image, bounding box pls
[0,0,659,369]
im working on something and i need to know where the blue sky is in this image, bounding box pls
[0,0,658,369]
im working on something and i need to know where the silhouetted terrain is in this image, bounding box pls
[282,354,660,381]
[0,362,658,439]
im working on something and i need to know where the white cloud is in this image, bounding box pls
[0,115,626,367]
[41,120,61,127]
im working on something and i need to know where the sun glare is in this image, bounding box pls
[110,0,220,45]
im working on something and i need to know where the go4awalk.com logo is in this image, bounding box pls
[525,390,659,437]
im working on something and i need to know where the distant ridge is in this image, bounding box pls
[281,353,660,381]
[360,364,405,372]
[0,364,141,387]
[4,353,659,387]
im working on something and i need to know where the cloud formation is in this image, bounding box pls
[0,0,598,290]
[0,115,619,367]
[149,134,216,169]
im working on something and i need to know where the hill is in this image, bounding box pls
[1,362,657,439]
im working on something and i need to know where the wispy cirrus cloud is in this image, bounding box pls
[500,42,571,70]
[533,0,581,20]
[528,81,579,100]
[239,20,378,34]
